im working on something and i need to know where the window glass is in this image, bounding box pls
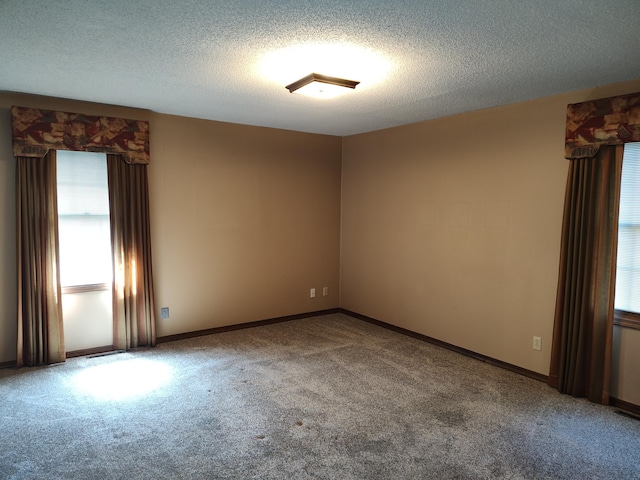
[57,151,112,287]
[615,143,640,313]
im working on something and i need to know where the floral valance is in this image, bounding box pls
[11,106,150,164]
[565,92,640,159]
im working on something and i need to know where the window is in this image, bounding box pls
[614,142,640,328]
[57,151,112,292]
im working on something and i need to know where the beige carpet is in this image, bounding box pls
[1,313,638,479]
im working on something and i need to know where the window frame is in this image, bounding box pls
[56,150,112,293]
[614,142,640,330]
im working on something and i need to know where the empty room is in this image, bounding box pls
[1,1,640,478]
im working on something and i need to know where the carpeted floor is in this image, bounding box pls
[1,313,639,479]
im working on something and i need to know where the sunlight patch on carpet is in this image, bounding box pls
[71,358,173,401]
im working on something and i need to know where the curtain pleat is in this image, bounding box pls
[549,145,622,404]
[16,152,65,367]
[107,154,156,349]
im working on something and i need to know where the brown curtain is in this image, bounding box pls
[16,151,65,367]
[107,154,156,349]
[549,145,623,404]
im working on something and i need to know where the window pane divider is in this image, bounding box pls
[614,309,640,330]
[62,283,110,295]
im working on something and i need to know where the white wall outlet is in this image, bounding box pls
[533,336,542,351]
[160,307,170,319]
[323,287,329,296]
[310,288,316,298]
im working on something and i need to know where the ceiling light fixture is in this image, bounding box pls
[285,73,360,99]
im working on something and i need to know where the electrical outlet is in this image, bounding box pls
[310,288,316,298]
[533,336,542,351]
[323,287,329,296]
[160,307,170,319]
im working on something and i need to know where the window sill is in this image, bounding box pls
[614,310,640,330]
[62,283,110,295]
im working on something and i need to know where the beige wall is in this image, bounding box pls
[62,290,113,352]
[0,93,342,363]
[0,99,16,363]
[341,79,640,404]
[612,327,640,405]
[149,113,342,334]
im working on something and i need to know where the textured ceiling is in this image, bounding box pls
[1,1,639,136]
